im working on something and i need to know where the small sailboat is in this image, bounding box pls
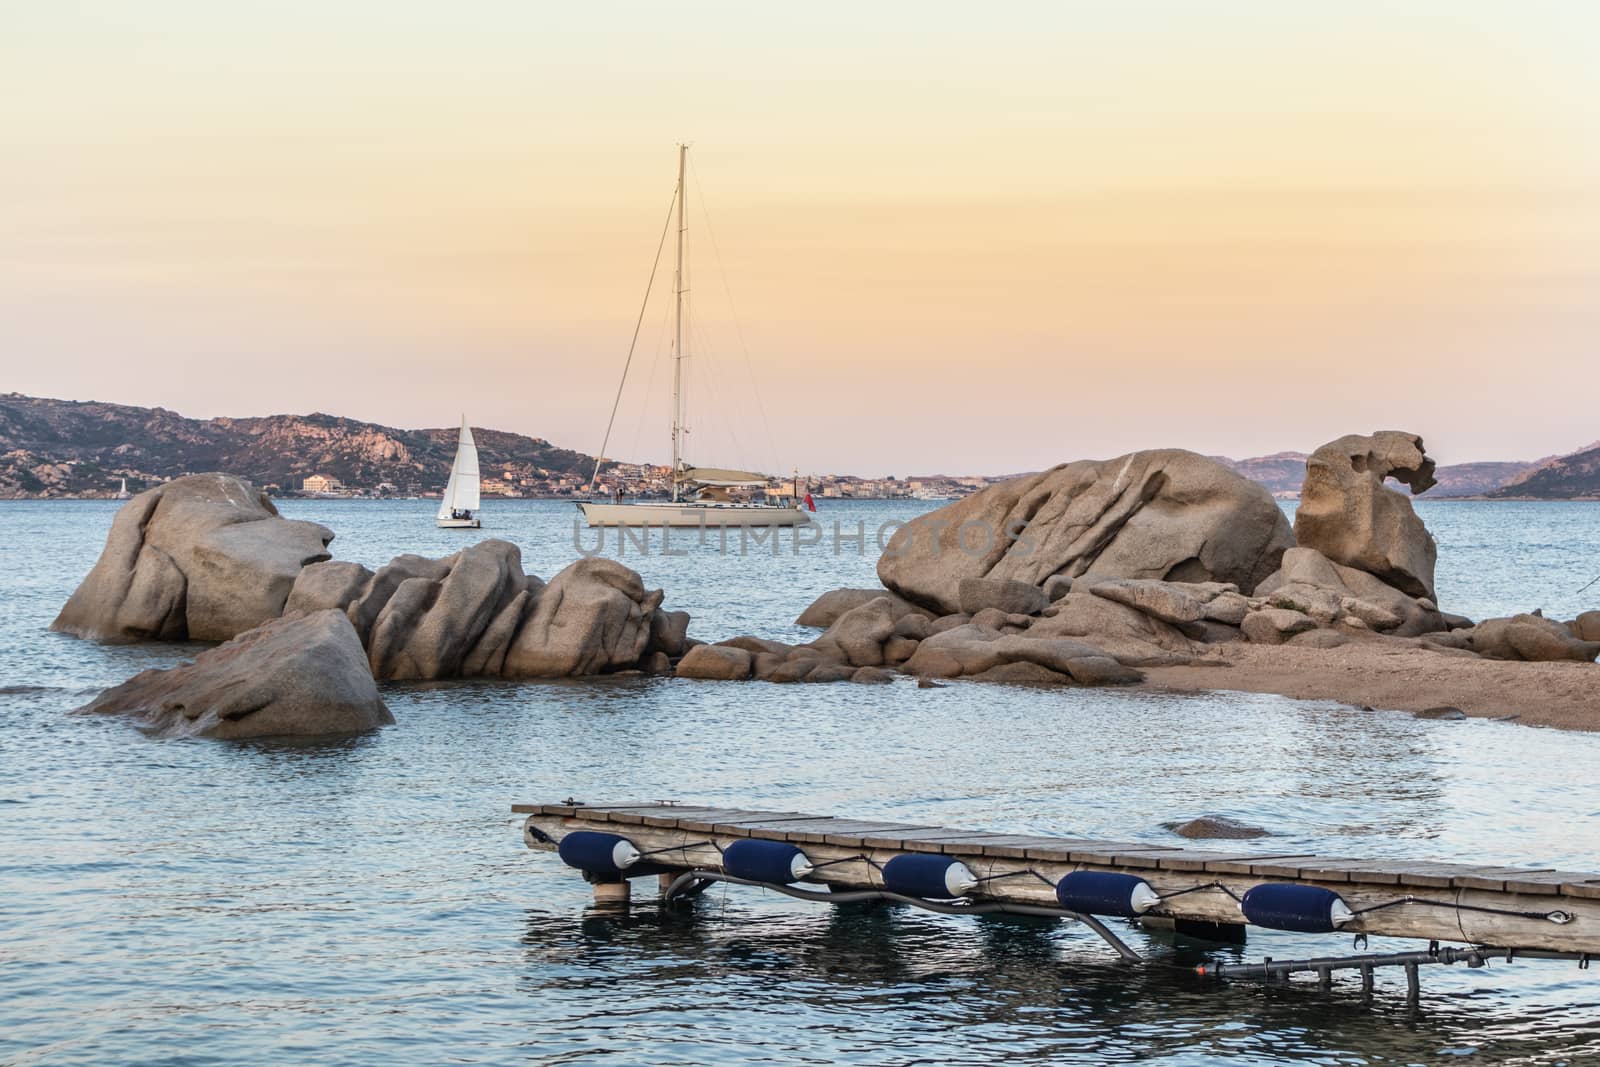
[115,477,130,499]
[437,416,482,529]
[579,145,812,528]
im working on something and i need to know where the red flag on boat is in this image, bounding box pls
[804,492,816,512]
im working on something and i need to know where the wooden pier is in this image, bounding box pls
[516,801,1600,958]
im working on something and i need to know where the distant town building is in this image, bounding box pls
[302,474,342,494]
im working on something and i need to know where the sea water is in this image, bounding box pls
[2,498,1598,1065]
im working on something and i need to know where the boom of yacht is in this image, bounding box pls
[578,146,812,529]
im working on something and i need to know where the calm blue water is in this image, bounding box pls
[2,498,1599,1066]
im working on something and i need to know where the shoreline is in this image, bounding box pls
[1138,641,1599,731]
[9,493,1600,503]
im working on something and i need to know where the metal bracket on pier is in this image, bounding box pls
[1196,942,1594,1002]
[662,869,1145,962]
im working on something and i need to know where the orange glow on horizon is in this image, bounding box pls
[4,2,1599,474]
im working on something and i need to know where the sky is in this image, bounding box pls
[3,1,1599,476]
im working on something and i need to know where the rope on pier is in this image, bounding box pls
[1153,881,1244,906]
[638,840,717,859]
[1352,893,1573,925]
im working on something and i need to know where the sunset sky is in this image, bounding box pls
[4,2,1599,475]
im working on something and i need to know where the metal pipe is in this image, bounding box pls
[1194,943,1600,982]
[1200,946,1483,980]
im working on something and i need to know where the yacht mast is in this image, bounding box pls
[671,143,687,503]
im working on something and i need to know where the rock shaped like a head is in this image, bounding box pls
[1293,431,1438,600]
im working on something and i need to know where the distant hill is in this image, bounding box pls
[1216,452,1539,499]
[1489,441,1600,500]
[1213,452,1311,497]
[1431,460,1543,498]
[0,393,598,498]
[0,392,1590,500]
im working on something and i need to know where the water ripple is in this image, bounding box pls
[2,499,1599,1065]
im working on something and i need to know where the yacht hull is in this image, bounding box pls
[578,501,812,527]
[436,518,481,529]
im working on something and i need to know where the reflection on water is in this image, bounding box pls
[516,897,1600,1065]
[2,499,1599,1064]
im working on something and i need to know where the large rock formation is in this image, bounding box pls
[502,557,666,678]
[59,481,688,684]
[52,474,333,643]
[1293,432,1438,600]
[283,541,682,681]
[366,540,537,680]
[698,433,1514,692]
[877,450,1292,615]
[76,610,392,739]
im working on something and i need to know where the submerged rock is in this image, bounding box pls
[53,474,333,643]
[1294,431,1439,600]
[76,610,391,739]
[877,449,1292,615]
[1163,815,1271,840]
[1415,705,1468,721]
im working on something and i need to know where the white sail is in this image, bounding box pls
[437,419,481,520]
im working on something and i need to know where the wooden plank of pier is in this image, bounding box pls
[513,801,1600,953]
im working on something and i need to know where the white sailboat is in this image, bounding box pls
[579,145,812,529]
[437,417,482,529]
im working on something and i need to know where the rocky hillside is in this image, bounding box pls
[1431,460,1543,498]
[0,393,597,497]
[1489,441,1600,500]
[1213,452,1310,497]
[1216,452,1536,498]
[0,392,1589,500]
